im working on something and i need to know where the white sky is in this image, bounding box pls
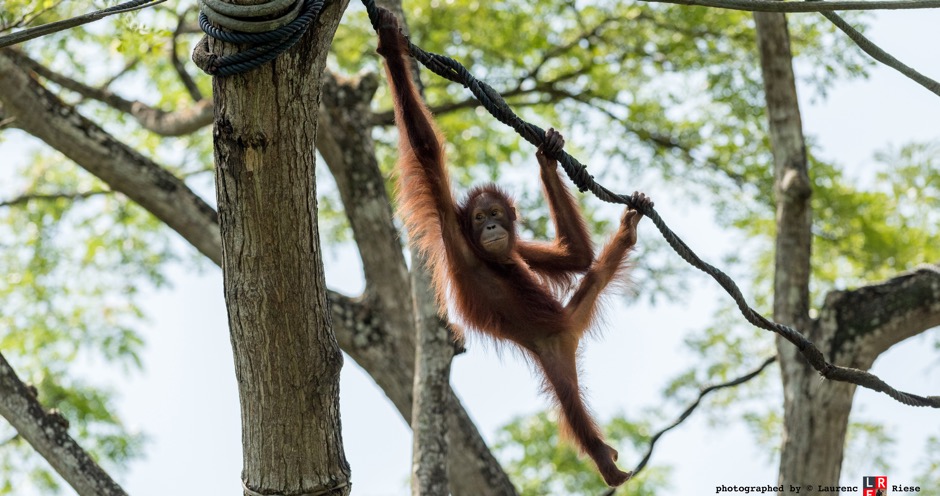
[3,6,940,496]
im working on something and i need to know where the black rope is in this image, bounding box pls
[360,0,940,409]
[196,0,324,76]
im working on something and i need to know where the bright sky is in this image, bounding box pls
[4,6,940,496]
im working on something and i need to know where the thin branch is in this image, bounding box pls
[172,11,203,102]
[526,84,752,187]
[0,50,222,263]
[0,0,166,49]
[0,1,66,32]
[0,190,110,208]
[99,57,141,90]
[6,48,212,136]
[634,356,777,475]
[8,48,137,112]
[821,11,940,97]
[636,0,940,12]
[522,16,619,85]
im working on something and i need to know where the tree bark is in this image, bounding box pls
[0,56,517,494]
[0,353,128,496]
[410,250,454,496]
[754,10,846,487]
[754,12,940,487]
[207,1,352,494]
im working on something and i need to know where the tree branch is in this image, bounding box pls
[825,265,940,367]
[642,0,940,98]
[0,1,65,33]
[0,48,516,495]
[0,49,222,264]
[0,190,110,208]
[6,49,212,136]
[318,71,411,319]
[171,12,204,102]
[329,290,516,496]
[0,351,128,496]
[521,16,619,85]
[100,58,141,89]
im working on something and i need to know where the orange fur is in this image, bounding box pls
[376,8,651,487]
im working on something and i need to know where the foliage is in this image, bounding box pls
[334,0,870,205]
[329,0,875,299]
[0,153,171,491]
[494,411,670,495]
[732,144,940,299]
[843,420,895,475]
[914,435,940,488]
[663,140,940,473]
[1,0,927,492]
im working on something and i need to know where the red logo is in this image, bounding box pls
[862,476,887,496]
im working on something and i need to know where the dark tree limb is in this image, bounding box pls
[825,265,940,367]
[0,351,129,496]
[6,49,213,136]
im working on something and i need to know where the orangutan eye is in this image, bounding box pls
[475,213,485,221]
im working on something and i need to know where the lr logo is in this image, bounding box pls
[862,476,887,496]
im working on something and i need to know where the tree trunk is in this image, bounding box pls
[208,2,352,494]
[410,250,454,495]
[754,11,851,487]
